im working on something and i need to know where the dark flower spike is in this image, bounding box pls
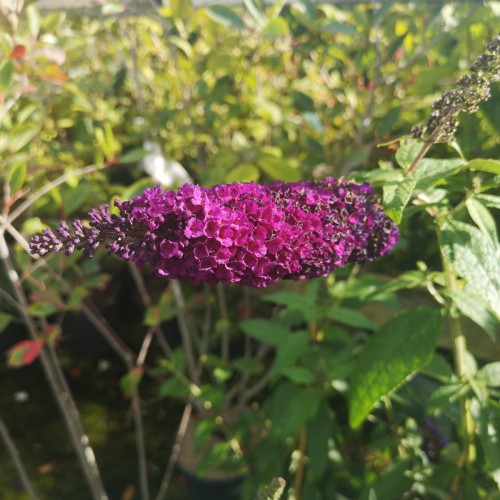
[413,35,500,144]
[30,179,398,287]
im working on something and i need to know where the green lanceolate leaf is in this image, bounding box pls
[466,197,498,242]
[475,194,500,210]
[428,382,468,411]
[465,158,500,175]
[382,175,416,223]
[0,59,13,93]
[349,307,443,428]
[239,318,290,345]
[326,306,376,330]
[440,220,500,317]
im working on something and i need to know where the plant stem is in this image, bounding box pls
[294,426,307,500]
[438,227,476,473]
[406,142,432,175]
[0,413,39,500]
[131,392,150,500]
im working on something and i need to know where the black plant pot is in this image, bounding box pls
[180,469,244,500]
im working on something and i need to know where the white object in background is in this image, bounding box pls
[142,141,193,188]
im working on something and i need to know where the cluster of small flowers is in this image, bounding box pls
[413,35,499,144]
[30,179,398,287]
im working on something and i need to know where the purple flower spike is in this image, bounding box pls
[29,178,398,287]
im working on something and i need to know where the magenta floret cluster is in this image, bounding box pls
[30,179,398,287]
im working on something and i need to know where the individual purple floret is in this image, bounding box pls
[29,179,398,287]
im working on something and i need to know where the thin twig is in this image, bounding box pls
[4,163,110,226]
[155,402,193,500]
[0,413,39,500]
[131,392,150,500]
[170,280,198,383]
[216,283,230,364]
[128,263,173,358]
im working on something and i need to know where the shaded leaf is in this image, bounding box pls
[120,367,143,396]
[158,377,190,399]
[349,308,443,428]
[428,382,468,410]
[307,402,331,478]
[280,366,315,384]
[420,352,454,383]
[0,313,13,334]
[232,358,262,375]
[26,303,59,317]
[271,332,309,378]
[282,387,322,437]
[326,306,375,330]
[239,318,289,345]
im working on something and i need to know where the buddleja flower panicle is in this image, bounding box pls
[30,179,398,287]
[412,35,500,144]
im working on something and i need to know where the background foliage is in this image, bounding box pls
[0,1,499,499]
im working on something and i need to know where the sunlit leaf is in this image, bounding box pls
[449,289,497,340]
[465,159,500,175]
[466,197,498,242]
[440,220,500,317]
[0,60,13,92]
[382,175,416,223]
[262,18,289,38]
